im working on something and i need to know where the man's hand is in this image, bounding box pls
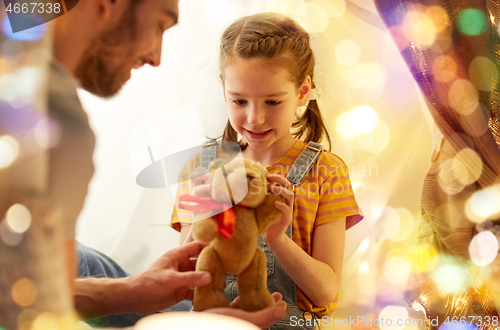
[126,241,212,314]
[206,292,287,329]
[75,241,211,318]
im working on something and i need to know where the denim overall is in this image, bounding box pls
[203,140,324,330]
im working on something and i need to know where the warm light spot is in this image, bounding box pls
[469,231,499,266]
[31,313,60,330]
[335,40,361,66]
[0,220,23,246]
[293,3,329,33]
[136,312,261,330]
[457,8,487,36]
[359,120,391,154]
[312,0,345,18]
[452,148,483,186]
[0,135,20,169]
[384,257,411,285]
[12,278,37,307]
[448,79,479,115]
[390,208,414,242]
[432,257,471,293]
[359,239,369,252]
[6,204,32,234]
[426,6,450,32]
[35,117,61,149]
[438,158,466,196]
[465,186,500,223]
[360,261,369,272]
[350,63,387,100]
[379,306,409,330]
[370,207,400,240]
[432,55,456,82]
[336,112,358,139]
[403,8,437,48]
[469,56,495,92]
[412,244,438,272]
[353,106,377,133]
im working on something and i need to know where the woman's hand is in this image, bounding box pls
[262,173,295,247]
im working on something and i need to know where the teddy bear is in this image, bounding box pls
[180,157,285,312]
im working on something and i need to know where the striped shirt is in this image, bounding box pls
[170,139,363,316]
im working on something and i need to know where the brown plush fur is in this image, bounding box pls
[192,158,284,311]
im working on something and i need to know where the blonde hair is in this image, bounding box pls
[219,12,331,151]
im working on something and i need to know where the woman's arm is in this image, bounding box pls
[266,218,346,307]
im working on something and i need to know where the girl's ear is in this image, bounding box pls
[297,75,312,107]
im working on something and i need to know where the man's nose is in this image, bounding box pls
[144,47,161,67]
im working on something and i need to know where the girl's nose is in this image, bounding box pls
[247,104,265,125]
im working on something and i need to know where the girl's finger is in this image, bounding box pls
[192,183,212,197]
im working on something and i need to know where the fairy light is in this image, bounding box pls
[448,79,479,115]
[432,257,471,293]
[0,135,20,169]
[335,40,361,66]
[402,6,437,48]
[469,56,495,92]
[432,55,457,82]
[457,8,487,36]
[469,231,499,266]
[293,2,329,34]
[5,203,32,234]
[12,278,37,307]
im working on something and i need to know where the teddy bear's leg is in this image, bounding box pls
[193,246,229,311]
[237,248,275,311]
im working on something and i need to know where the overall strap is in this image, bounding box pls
[286,141,323,186]
[200,138,218,169]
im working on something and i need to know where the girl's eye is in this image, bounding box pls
[267,100,282,106]
[232,100,247,105]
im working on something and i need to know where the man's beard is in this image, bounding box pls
[75,9,136,98]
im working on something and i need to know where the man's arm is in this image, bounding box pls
[74,241,212,317]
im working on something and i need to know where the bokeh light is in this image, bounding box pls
[312,0,345,18]
[350,63,387,100]
[469,56,495,92]
[438,158,466,195]
[402,6,437,48]
[432,257,471,293]
[0,135,20,169]
[336,106,378,140]
[452,148,483,186]
[358,239,369,252]
[358,120,391,154]
[384,257,411,285]
[35,117,61,149]
[439,322,477,330]
[469,231,499,266]
[432,55,457,82]
[465,185,500,223]
[457,8,487,36]
[12,278,37,307]
[412,244,438,273]
[378,305,409,330]
[425,6,450,33]
[293,2,328,33]
[0,66,44,104]
[0,220,23,246]
[370,207,400,240]
[335,40,361,66]
[6,204,32,234]
[390,208,414,242]
[448,79,479,115]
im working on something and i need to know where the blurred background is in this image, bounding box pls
[0,0,440,329]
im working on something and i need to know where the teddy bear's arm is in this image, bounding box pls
[191,218,219,244]
[255,193,285,234]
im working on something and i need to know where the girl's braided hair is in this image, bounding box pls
[219,12,331,151]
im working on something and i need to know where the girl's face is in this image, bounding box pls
[223,58,311,152]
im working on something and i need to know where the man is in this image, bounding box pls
[50,0,286,327]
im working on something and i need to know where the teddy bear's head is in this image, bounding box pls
[210,158,268,208]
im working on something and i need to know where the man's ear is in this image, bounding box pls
[297,75,312,107]
[97,0,119,21]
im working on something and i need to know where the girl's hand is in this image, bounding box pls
[263,174,295,247]
[189,166,211,197]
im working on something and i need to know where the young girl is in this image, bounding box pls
[171,12,363,329]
